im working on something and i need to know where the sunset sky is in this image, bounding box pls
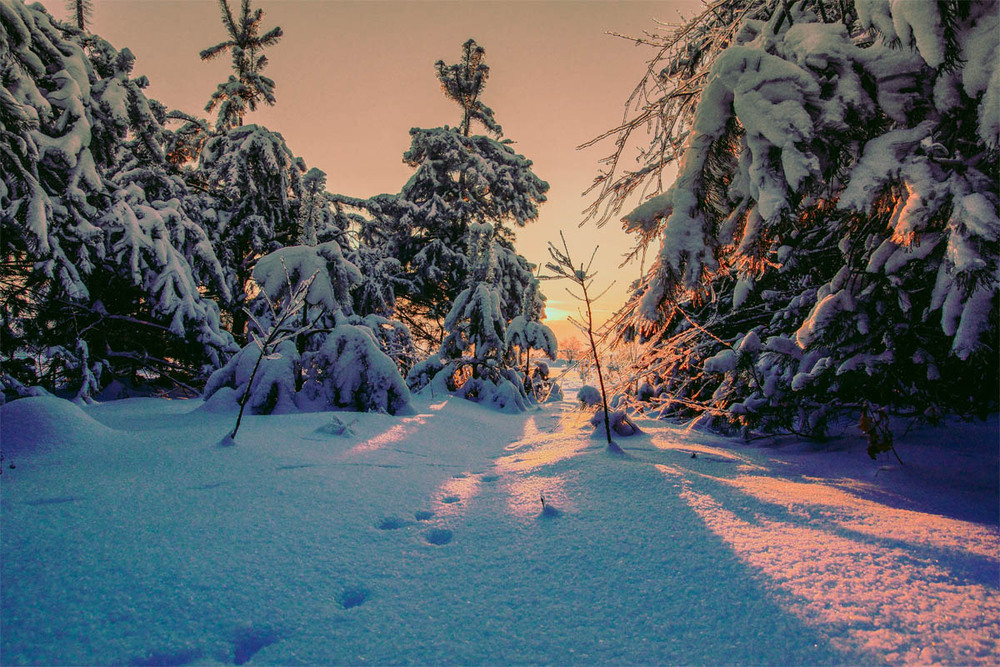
[37,0,703,343]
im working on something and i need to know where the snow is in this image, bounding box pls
[855,0,947,68]
[252,243,360,317]
[576,384,601,407]
[952,287,996,361]
[796,289,854,349]
[2,374,997,665]
[204,339,301,416]
[732,275,753,308]
[2,1,998,661]
[505,315,558,361]
[205,327,410,417]
[837,123,935,213]
[304,324,411,415]
[621,191,671,234]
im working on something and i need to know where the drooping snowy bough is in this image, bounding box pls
[0,0,235,400]
[590,0,999,436]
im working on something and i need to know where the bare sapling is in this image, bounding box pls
[226,263,320,443]
[545,232,624,455]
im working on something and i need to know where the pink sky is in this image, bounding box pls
[38,0,703,343]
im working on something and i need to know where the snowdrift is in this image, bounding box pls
[0,396,118,455]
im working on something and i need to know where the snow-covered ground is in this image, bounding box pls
[2,370,997,666]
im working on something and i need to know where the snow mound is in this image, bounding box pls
[0,396,118,455]
[577,385,601,407]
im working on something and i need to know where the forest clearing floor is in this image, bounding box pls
[2,370,997,666]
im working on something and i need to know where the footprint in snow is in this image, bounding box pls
[230,626,280,665]
[480,474,501,483]
[424,528,453,545]
[375,516,410,530]
[414,510,434,521]
[336,585,370,609]
[440,495,461,504]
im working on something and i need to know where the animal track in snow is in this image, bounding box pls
[424,528,453,545]
[336,585,370,609]
[440,495,461,504]
[480,474,501,483]
[375,516,410,530]
[231,626,280,665]
[414,510,434,521]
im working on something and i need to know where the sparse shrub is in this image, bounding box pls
[546,233,622,453]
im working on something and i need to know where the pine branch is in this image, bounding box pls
[200,41,236,61]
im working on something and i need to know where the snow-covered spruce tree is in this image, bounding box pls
[321,194,398,315]
[505,270,558,399]
[407,223,529,412]
[199,0,282,133]
[198,124,303,340]
[588,0,999,438]
[203,244,411,416]
[345,249,417,375]
[435,37,503,139]
[196,0,297,340]
[1,0,234,400]
[298,184,418,373]
[350,39,549,350]
[298,167,328,246]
